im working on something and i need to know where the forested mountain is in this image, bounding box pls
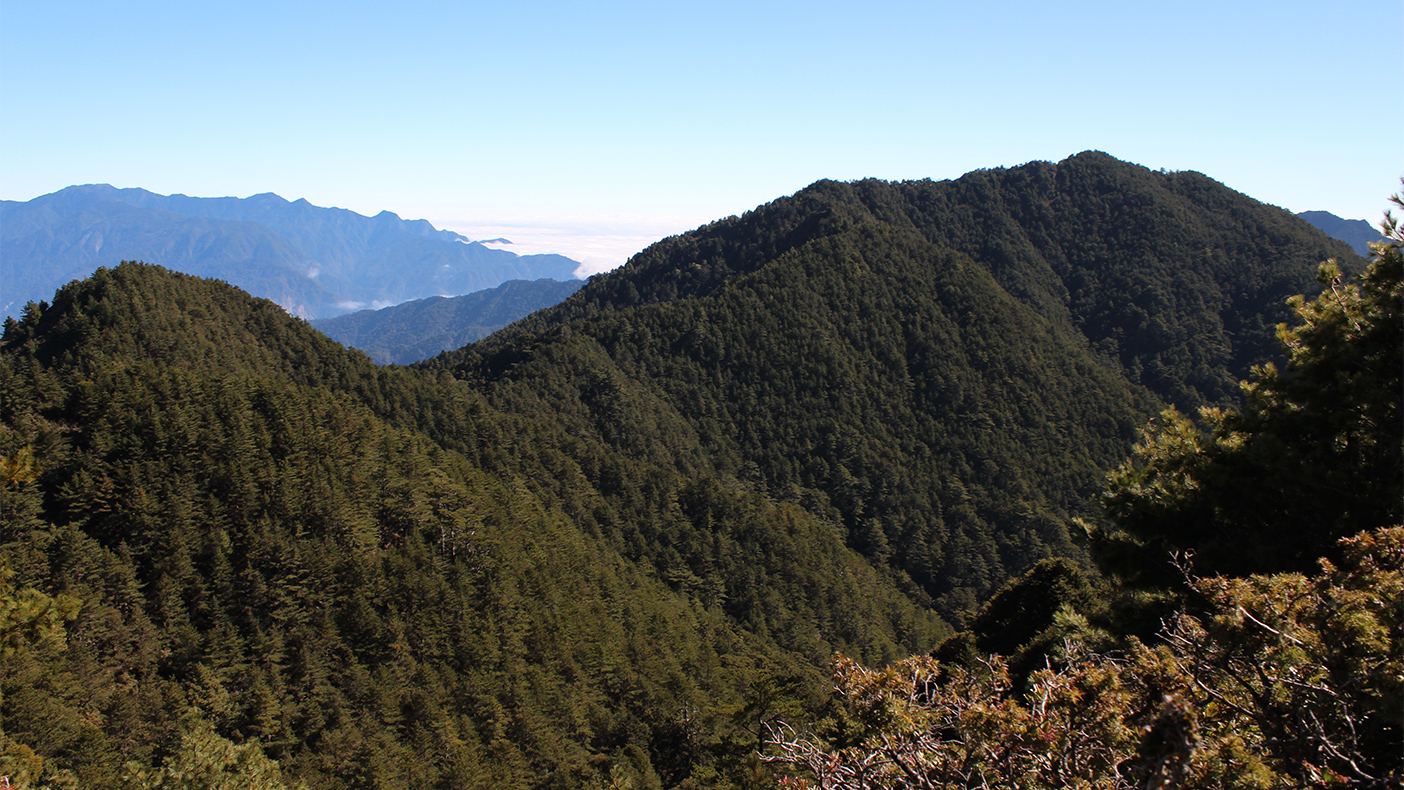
[1,264,945,788]
[0,185,581,319]
[311,278,586,365]
[0,153,1378,788]
[764,196,1402,790]
[1298,209,1388,257]
[433,152,1360,615]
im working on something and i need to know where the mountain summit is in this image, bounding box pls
[0,153,1374,787]
[434,151,1361,614]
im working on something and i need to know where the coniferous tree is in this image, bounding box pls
[1094,188,1403,584]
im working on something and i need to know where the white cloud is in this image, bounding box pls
[433,212,711,278]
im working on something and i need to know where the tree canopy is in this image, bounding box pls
[762,188,1403,790]
[0,263,945,788]
[1096,189,1402,583]
[0,157,1381,789]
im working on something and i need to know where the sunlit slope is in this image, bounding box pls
[1,263,945,788]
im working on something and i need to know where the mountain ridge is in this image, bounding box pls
[432,151,1361,614]
[1298,209,1387,257]
[0,153,1377,788]
[2,260,947,786]
[507,152,1357,407]
[311,278,586,365]
[1,185,582,319]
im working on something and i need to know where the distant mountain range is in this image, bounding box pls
[1297,210,1387,257]
[311,277,585,364]
[1,185,582,319]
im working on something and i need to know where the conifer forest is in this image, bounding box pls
[2,153,1399,788]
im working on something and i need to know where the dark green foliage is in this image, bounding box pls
[434,153,1346,616]
[497,152,1354,408]
[931,558,1103,685]
[1,262,946,788]
[967,557,1097,657]
[0,154,1370,788]
[1098,210,1402,583]
[490,221,1146,615]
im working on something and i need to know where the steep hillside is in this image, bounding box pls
[1,263,945,788]
[0,185,581,319]
[311,278,585,364]
[434,152,1357,613]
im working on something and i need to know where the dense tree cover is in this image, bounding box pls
[434,153,1349,615]
[1,263,946,788]
[928,557,1106,688]
[493,152,1354,408]
[445,221,1155,616]
[1095,193,1402,584]
[0,156,1375,788]
[761,193,1402,789]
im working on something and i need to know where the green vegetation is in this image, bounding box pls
[435,152,1353,616]
[0,155,1385,788]
[767,527,1403,789]
[1096,195,1402,584]
[1,264,942,788]
[761,189,1402,789]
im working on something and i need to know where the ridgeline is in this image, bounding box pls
[0,152,1367,788]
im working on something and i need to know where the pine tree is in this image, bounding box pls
[1094,188,1403,583]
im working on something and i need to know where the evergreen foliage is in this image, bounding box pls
[1097,189,1403,583]
[1,263,944,787]
[762,185,1402,790]
[765,528,1403,789]
[434,153,1349,615]
[0,156,1378,788]
[930,557,1106,686]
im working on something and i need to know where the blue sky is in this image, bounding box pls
[3,0,1400,273]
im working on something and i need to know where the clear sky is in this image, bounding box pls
[3,0,1400,274]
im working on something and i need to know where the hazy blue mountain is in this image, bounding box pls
[1,185,582,319]
[1298,210,1386,257]
[311,277,586,364]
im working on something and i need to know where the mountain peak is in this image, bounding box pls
[2,186,582,319]
[1297,210,1385,257]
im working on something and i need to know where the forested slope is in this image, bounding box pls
[0,153,1370,787]
[760,190,1403,790]
[434,152,1359,614]
[1,264,946,788]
